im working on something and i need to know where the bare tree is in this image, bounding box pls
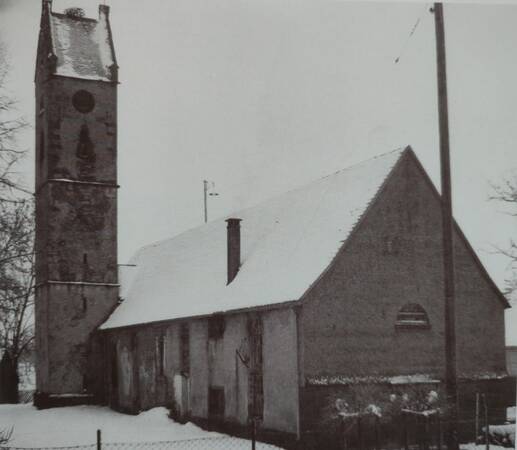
[490,175,517,299]
[0,42,29,201]
[0,200,35,353]
[0,42,34,403]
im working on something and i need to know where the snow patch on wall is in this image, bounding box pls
[306,373,441,386]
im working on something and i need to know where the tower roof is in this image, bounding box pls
[38,3,117,82]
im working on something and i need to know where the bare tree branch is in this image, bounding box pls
[490,174,517,301]
[0,42,34,403]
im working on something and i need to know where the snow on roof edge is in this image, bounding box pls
[100,147,410,330]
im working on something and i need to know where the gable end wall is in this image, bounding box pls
[300,152,507,380]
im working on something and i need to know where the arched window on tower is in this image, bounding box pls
[395,303,430,329]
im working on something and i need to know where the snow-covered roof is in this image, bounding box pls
[101,149,406,330]
[48,8,116,82]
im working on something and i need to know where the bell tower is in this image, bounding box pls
[34,0,119,406]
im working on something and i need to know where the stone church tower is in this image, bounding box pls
[34,0,119,406]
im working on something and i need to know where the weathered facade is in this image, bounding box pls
[297,151,512,431]
[101,150,513,442]
[104,308,299,436]
[33,2,514,446]
[34,0,119,406]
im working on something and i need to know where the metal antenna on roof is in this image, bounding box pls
[203,180,219,223]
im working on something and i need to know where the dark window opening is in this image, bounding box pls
[82,296,87,313]
[396,303,430,329]
[83,253,88,264]
[72,90,95,113]
[180,323,190,375]
[383,236,400,255]
[208,315,225,340]
[76,125,95,162]
[208,387,225,417]
[156,334,165,375]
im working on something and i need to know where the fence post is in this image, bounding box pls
[374,416,380,450]
[483,394,489,450]
[425,416,431,450]
[403,414,409,450]
[357,417,364,450]
[418,416,424,450]
[251,418,256,450]
[475,393,480,442]
[436,413,442,450]
[97,429,101,450]
[341,418,347,450]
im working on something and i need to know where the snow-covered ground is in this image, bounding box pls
[0,404,513,449]
[0,404,282,449]
[461,444,509,450]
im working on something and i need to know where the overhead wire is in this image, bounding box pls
[394,3,430,64]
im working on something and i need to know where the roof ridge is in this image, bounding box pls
[318,147,405,181]
[224,147,406,219]
[126,147,406,262]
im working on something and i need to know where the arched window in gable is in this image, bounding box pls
[396,303,430,329]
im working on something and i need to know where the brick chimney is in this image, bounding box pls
[226,218,242,285]
[42,0,52,13]
[99,4,110,17]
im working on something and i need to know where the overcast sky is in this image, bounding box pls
[0,0,516,342]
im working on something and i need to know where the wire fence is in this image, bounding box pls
[301,415,516,450]
[1,436,285,450]
[18,391,34,404]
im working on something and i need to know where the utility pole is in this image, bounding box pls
[432,4,459,450]
[203,180,219,223]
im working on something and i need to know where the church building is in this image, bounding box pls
[33,1,514,445]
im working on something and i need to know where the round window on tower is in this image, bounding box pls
[72,90,95,113]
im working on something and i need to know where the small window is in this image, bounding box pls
[156,334,165,375]
[208,315,225,340]
[208,387,225,417]
[383,236,400,255]
[396,303,430,329]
